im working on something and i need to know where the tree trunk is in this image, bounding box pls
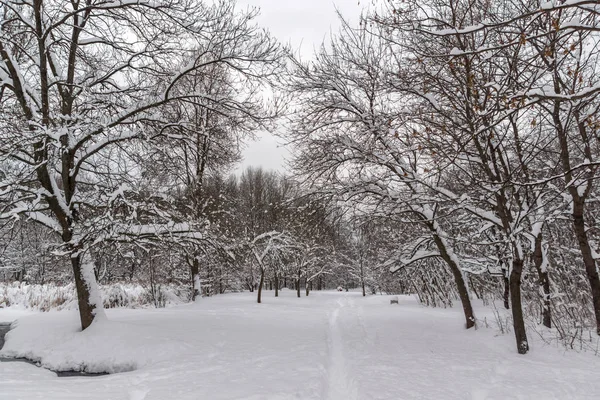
[206,263,212,297]
[191,257,200,301]
[503,268,510,310]
[532,233,551,328]
[510,258,529,354]
[306,279,310,297]
[432,233,476,329]
[257,268,265,304]
[553,101,600,335]
[572,200,600,335]
[469,275,481,300]
[361,279,366,297]
[71,254,96,330]
[541,273,551,329]
[274,273,279,297]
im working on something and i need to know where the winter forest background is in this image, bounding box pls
[2,0,600,367]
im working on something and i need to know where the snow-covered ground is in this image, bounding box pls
[1,290,599,400]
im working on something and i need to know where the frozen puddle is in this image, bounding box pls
[0,322,108,378]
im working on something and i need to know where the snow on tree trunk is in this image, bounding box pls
[73,252,105,330]
[572,200,600,335]
[510,258,529,354]
[533,233,551,328]
[428,219,475,330]
[191,257,201,301]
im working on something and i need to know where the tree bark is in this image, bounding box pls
[257,267,265,304]
[572,202,600,335]
[532,233,551,328]
[71,253,96,330]
[510,258,529,354]
[553,98,600,335]
[296,268,301,298]
[503,267,510,310]
[469,276,481,300]
[274,273,279,297]
[191,257,200,301]
[432,232,476,329]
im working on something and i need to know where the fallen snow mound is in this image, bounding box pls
[1,312,166,373]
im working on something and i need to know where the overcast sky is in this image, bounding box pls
[235,0,366,174]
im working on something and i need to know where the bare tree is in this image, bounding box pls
[287,16,477,328]
[0,0,283,329]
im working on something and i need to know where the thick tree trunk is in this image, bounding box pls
[432,233,476,329]
[533,233,551,328]
[71,254,96,330]
[572,201,600,335]
[510,259,529,354]
[306,280,310,297]
[274,273,279,297]
[361,279,366,297]
[257,268,265,303]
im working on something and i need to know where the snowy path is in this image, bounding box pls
[1,291,600,399]
[323,296,358,400]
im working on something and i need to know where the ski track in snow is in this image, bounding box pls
[323,296,359,400]
[348,296,373,346]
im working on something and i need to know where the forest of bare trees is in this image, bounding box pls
[2,0,600,356]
